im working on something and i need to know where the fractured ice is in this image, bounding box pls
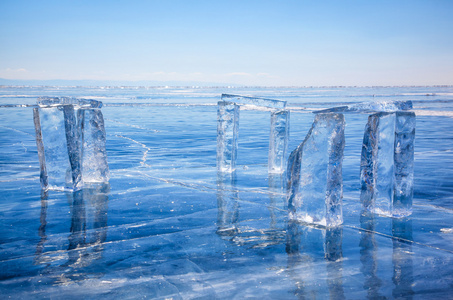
[38,97,102,109]
[287,113,345,227]
[314,100,413,114]
[33,97,109,190]
[360,111,415,217]
[221,93,286,109]
[217,94,289,173]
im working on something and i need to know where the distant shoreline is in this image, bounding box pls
[1,84,452,89]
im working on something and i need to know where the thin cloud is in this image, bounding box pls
[225,72,252,77]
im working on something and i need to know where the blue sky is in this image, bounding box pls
[1,0,452,86]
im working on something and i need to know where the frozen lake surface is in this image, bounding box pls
[1,86,453,299]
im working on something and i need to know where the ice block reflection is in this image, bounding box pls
[286,221,345,299]
[359,213,384,299]
[215,172,286,248]
[359,211,414,299]
[392,218,414,299]
[216,172,239,237]
[65,184,109,269]
[34,184,109,283]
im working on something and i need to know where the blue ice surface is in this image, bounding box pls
[1,86,453,298]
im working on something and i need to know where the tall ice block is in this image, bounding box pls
[33,97,109,191]
[287,113,345,227]
[269,110,289,173]
[360,111,415,217]
[216,101,239,173]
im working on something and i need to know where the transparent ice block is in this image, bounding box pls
[287,113,345,227]
[269,110,290,173]
[216,101,239,173]
[34,97,109,190]
[360,111,415,217]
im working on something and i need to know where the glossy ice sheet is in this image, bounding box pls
[1,86,453,298]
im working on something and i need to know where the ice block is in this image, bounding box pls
[287,113,345,227]
[34,97,109,190]
[360,111,415,217]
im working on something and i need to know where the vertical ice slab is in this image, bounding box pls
[287,113,345,227]
[78,109,109,183]
[216,101,239,173]
[269,110,290,173]
[360,111,415,217]
[63,104,82,189]
[34,97,109,190]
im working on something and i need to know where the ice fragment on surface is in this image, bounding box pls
[221,93,286,109]
[287,113,345,227]
[34,97,109,190]
[360,112,415,217]
[216,101,239,173]
[314,100,413,114]
[269,110,290,173]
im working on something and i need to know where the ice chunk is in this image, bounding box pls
[269,110,290,173]
[34,97,109,190]
[221,94,286,109]
[287,113,345,227]
[216,101,239,173]
[360,112,415,217]
[314,100,413,114]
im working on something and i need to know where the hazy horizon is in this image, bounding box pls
[1,78,452,89]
